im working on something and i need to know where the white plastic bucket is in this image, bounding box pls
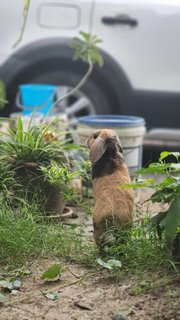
[77,115,146,178]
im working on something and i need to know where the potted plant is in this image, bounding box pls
[0,116,76,215]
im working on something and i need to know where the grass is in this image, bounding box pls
[0,195,178,280]
[0,196,95,271]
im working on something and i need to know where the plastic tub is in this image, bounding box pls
[77,115,146,178]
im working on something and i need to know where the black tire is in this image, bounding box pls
[7,68,113,117]
[31,70,112,114]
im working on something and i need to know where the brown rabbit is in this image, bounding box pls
[87,129,134,249]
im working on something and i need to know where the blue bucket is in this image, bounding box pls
[18,84,57,116]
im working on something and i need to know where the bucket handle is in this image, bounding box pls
[16,89,57,112]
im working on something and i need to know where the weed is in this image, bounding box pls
[0,199,46,267]
[0,196,95,271]
[121,151,180,260]
[96,216,177,279]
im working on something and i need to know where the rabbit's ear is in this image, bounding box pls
[89,136,106,163]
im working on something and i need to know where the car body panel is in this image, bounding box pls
[0,0,93,65]
[93,0,180,92]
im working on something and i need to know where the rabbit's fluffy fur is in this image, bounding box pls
[87,129,134,248]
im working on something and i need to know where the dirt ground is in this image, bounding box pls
[0,189,179,320]
[0,259,179,320]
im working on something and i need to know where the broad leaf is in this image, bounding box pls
[0,280,13,291]
[96,258,121,270]
[41,264,65,281]
[12,280,22,290]
[164,197,180,247]
[150,211,167,227]
[160,151,180,161]
[120,178,155,189]
[70,32,103,66]
[136,162,170,174]
[170,163,180,171]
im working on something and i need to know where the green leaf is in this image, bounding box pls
[149,211,168,229]
[160,151,180,161]
[96,258,122,270]
[23,0,31,18]
[43,291,60,301]
[107,259,122,268]
[70,32,103,66]
[12,280,22,290]
[160,151,171,160]
[0,280,14,291]
[0,80,7,109]
[120,178,155,189]
[41,264,65,281]
[136,162,170,174]
[164,197,180,247]
[17,117,24,143]
[170,163,180,171]
[79,31,91,42]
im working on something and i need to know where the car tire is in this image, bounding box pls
[9,68,113,117]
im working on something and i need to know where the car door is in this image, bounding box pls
[92,0,180,93]
[0,0,94,65]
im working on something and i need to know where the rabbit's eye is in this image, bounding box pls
[93,133,98,139]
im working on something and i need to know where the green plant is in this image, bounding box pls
[0,116,68,167]
[0,161,16,195]
[40,162,77,202]
[97,217,175,277]
[0,116,80,213]
[50,31,103,112]
[0,198,46,267]
[0,80,7,109]
[13,0,31,48]
[0,196,94,270]
[121,151,180,257]
[41,263,65,282]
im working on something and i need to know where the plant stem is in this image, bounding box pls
[12,1,31,48]
[49,59,93,113]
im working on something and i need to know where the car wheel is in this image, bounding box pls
[11,69,112,121]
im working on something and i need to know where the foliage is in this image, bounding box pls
[0,116,82,212]
[70,31,103,66]
[0,279,21,292]
[96,258,122,270]
[13,0,31,48]
[51,31,103,111]
[0,196,92,269]
[41,264,65,281]
[0,190,177,277]
[77,158,92,183]
[40,163,77,202]
[121,151,180,254]
[0,161,17,196]
[0,80,7,109]
[0,116,68,167]
[101,218,174,275]
[0,199,46,266]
